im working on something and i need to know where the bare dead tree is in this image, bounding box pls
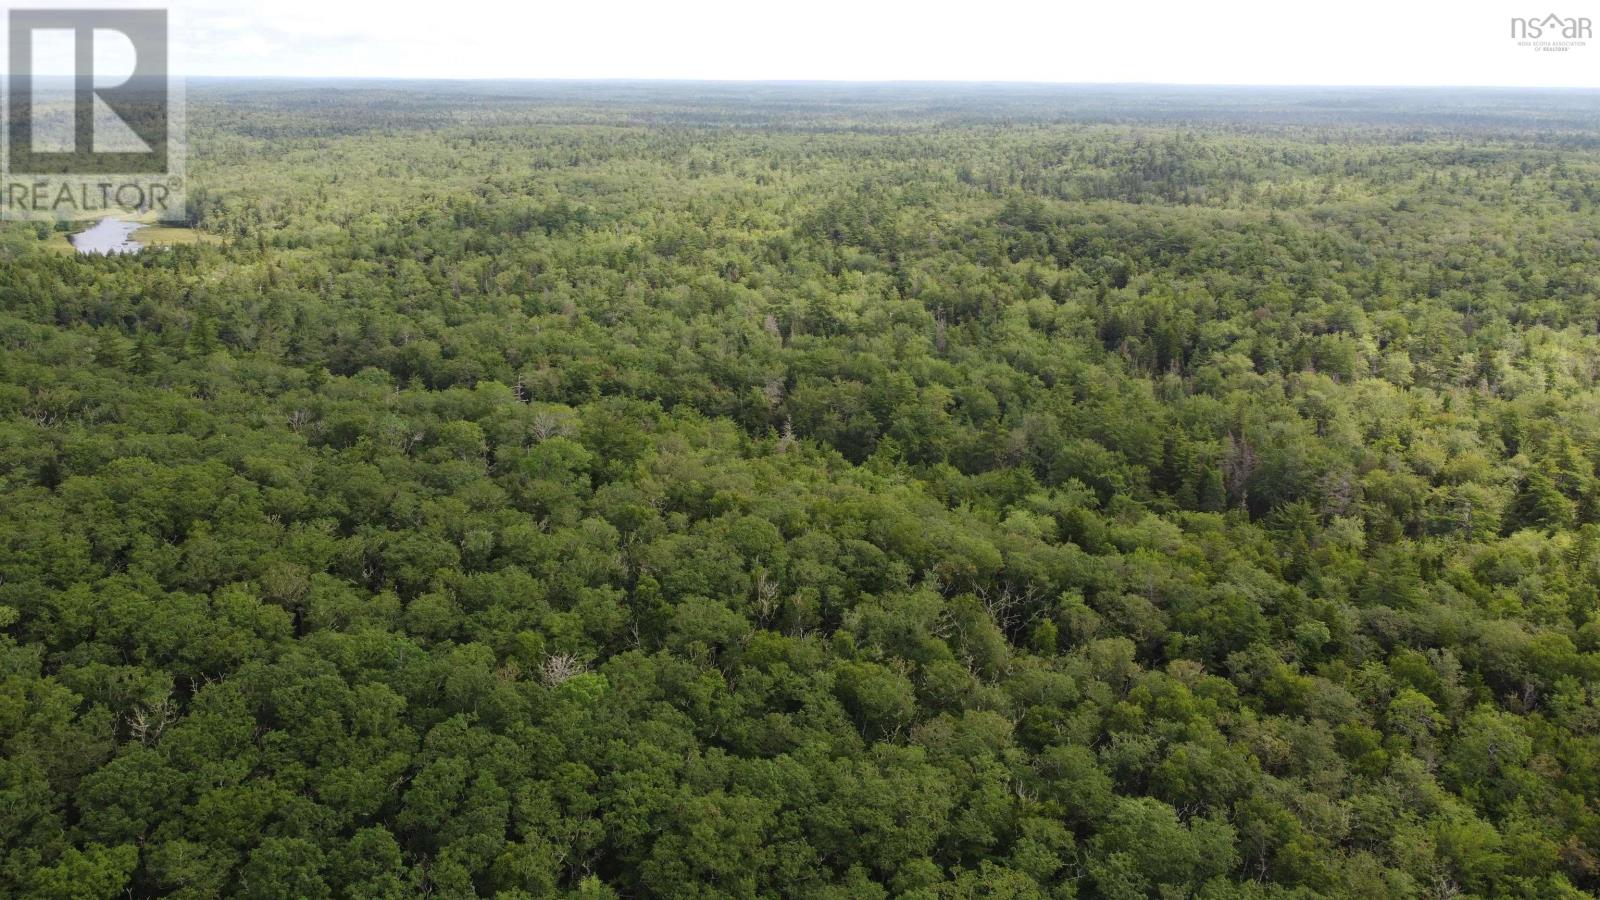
[1222,432,1258,509]
[530,412,574,443]
[762,377,785,409]
[541,653,587,687]
[752,567,782,625]
[974,582,1049,638]
[128,697,177,746]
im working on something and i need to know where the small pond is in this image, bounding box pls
[70,218,143,255]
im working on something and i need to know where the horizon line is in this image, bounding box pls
[172,76,1600,92]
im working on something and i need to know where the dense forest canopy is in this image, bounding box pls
[4,83,1600,898]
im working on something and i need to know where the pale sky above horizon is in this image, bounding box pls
[8,0,1600,87]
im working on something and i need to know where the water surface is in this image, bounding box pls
[70,219,143,255]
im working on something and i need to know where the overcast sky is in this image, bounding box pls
[17,0,1600,86]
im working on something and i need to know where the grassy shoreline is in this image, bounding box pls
[49,215,215,254]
